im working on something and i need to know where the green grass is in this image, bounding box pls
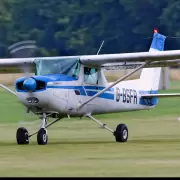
[0,81,180,176]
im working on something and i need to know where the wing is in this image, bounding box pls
[0,56,80,73]
[101,59,180,70]
[80,51,180,68]
[1,51,180,73]
[141,93,180,98]
[0,57,35,73]
[80,32,180,68]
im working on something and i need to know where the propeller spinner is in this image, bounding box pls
[23,77,37,92]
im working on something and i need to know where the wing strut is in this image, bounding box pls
[0,84,16,96]
[77,61,149,110]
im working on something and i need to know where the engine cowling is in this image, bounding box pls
[16,77,46,92]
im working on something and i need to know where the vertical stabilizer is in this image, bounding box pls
[140,30,166,91]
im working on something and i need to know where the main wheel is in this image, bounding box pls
[37,128,48,145]
[114,124,128,142]
[16,127,29,144]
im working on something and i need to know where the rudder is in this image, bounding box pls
[140,30,166,91]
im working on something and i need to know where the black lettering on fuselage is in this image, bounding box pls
[126,89,130,103]
[115,88,137,104]
[122,88,126,103]
[130,89,133,103]
[133,90,137,104]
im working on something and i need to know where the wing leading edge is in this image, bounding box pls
[80,50,180,66]
[1,50,180,73]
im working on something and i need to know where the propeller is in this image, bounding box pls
[8,40,40,125]
[8,40,38,103]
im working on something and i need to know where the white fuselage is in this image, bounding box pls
[16,78,157,117]
[14,32,164,118]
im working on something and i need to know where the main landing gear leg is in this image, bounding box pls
[86,114,128,143]
[37,113,48,145]
[16,114,62,145]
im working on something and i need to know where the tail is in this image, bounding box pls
[140,30,166,91]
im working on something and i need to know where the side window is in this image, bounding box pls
[72,61,81,79]
[84,67,98,84]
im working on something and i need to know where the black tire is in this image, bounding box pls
[37,128,48,145]
[114,124,128,142]
[16,127,29,145]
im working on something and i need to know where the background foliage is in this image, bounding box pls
[1,0,180,57]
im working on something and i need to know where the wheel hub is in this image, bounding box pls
[43,134,47,142]
[122,129,127,139]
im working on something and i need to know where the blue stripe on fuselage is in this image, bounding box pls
[47,85,114,100]
[86,90,114,100]
[84,86,114,92]
[48,86,159,104]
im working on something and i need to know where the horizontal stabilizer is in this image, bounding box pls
[141,93,180,98]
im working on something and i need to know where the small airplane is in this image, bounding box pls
[1,29,180,145]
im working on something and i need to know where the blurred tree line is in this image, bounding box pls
[0,0,180,57]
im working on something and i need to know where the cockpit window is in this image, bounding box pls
[84,67,98,84]
[34,58,80,79]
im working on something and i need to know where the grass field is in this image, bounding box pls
[1,81,180,176]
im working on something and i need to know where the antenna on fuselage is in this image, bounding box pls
[97,40,105,55]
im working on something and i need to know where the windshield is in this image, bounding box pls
[34,58,80,78]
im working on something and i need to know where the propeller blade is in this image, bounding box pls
[8,40,37,78]
[22,63,32,78]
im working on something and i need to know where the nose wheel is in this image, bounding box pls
[37,128,48,145]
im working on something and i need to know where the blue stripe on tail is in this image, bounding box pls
[150,32,166,51]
